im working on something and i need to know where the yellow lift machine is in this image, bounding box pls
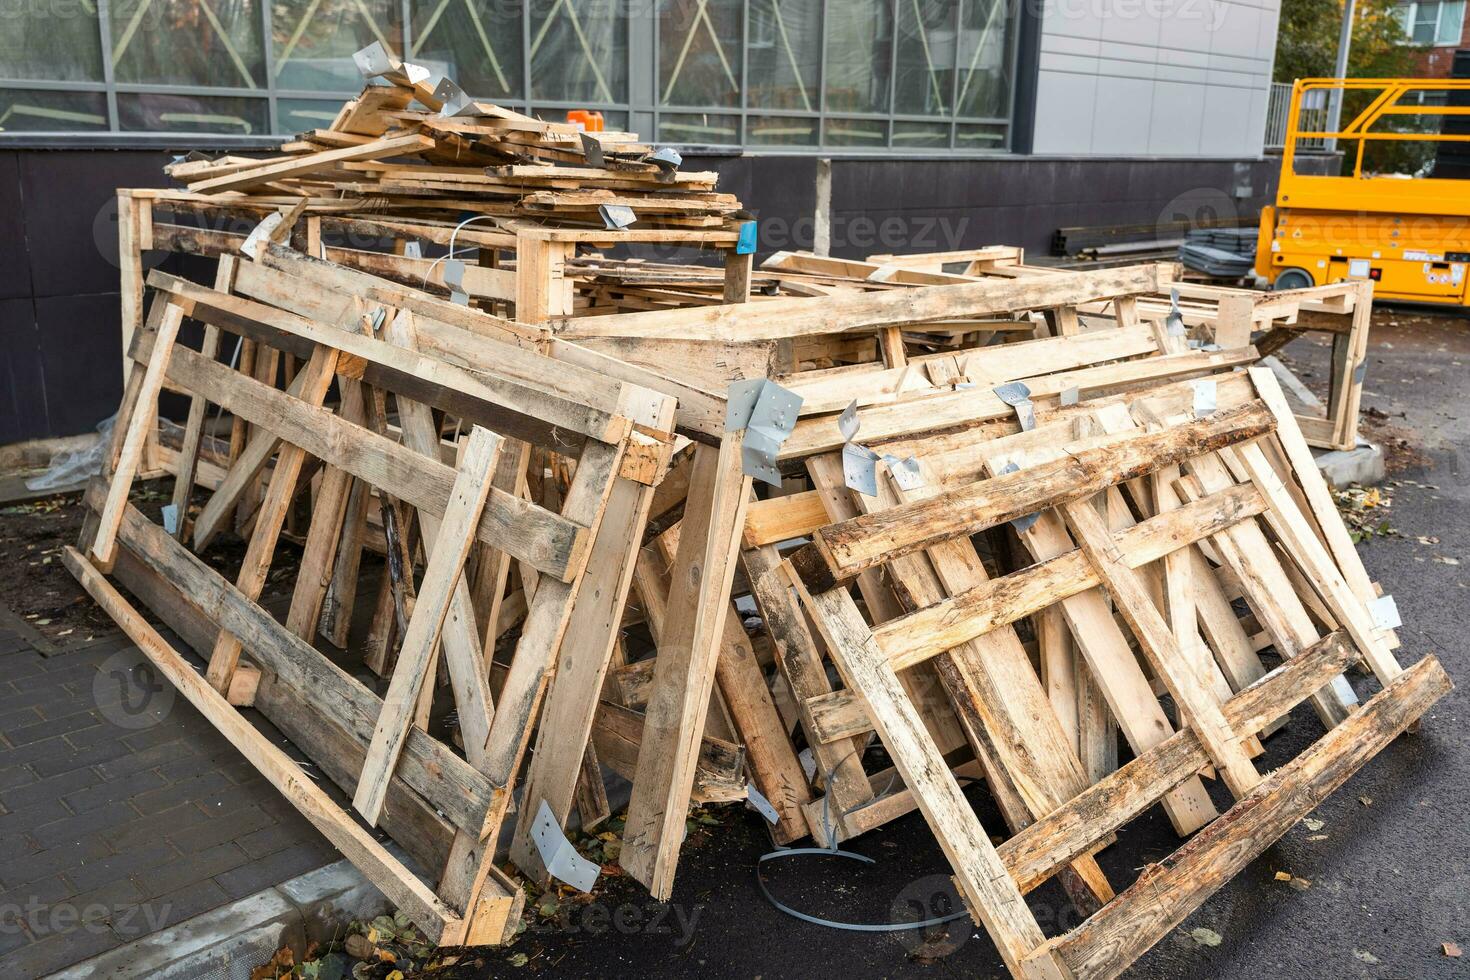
[1259,77,1470,306]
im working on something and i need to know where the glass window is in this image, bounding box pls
[1401,0,1466,44]
[530,0,628,104]
[109,0,265,89]
[410,0,522,100]
[747,0,820,111]
[892,119,949,146]
[0,89,108,131]
[747,113,817,145]
[0,0,104,81]
[118,92,269,134]
[825,116,886,145]
[894,0,957,116]
[955,0,1011,119]
[956,121,1006,148]
[658,111,739,144]
[278,97,349,133]
[825,1,893,114]
[659,0,742,107]
[272,0,404,93]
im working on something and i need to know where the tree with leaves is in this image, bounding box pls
[1274,0,1430,174]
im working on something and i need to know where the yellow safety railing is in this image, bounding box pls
[1277,78,1470,218]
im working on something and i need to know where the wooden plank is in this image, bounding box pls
[620,436,753,899]
[437,435,625,920]
[117,192,144,387]
[999,631,1360,895]
[354,427,502,825]
[148,270,626,448]
[508,449,667,878]
[1249,367,1386,620]
[187,133,436,193]
[1060,499,1263,798]
[63,546,464,944]
[169,256,238,540]
[743,545,875,826]
[649,519,814,845]
[788,402,1275,593]
[92,302,185,569]
[204,345,341,694]
[79,484,497,835]
[284,380,365,639]
[383,311,496,764]
[132,333,589,583]
[790,581,1057,978]
[1036,654,1451,980]
[1227,442,1403,685]
[870,483,1265,670]
[555,264,1160,341]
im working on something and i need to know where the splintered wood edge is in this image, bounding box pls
[784,534,841,596]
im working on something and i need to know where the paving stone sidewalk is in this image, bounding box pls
[0,621,338,977]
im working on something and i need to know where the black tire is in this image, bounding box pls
[1273,268,1314,291]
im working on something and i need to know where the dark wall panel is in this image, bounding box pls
[34,292,124,437]
[0,154,31,301]
[18,150,173,300]
[0,297,46,445]
[1,147,1285,445]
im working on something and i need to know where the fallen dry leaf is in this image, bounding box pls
[1189,927,1222,947]
[1444,942,1462,958]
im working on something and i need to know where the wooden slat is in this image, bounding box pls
[354,427,502,825]
[620,436,753,898]
[555,264,1160,341]
[789,402,1275,592]
[64,545,467,943]
[92,303,184,567]
[1036,655,1450,979]
[82,484,496,834]
[131,332,589,582]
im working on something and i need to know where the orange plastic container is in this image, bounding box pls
[566,110,604,132]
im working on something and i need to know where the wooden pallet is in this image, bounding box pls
[778,367,1446,979]
[70,246,678,945]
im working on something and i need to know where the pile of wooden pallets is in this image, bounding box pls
[71,45,1450,980]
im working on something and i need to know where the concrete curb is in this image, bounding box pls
[46,860,392,980]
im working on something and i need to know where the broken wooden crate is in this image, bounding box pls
[775,365,1446,979]
[67,243,680,946]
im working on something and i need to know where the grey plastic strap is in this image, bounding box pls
[842,443,880,497]
[352,42,395,78]
[883,454,924,491]
[997,461,1039,533]
[530,800,600,893]
[1191,379,1217,418]
[1368,594,1402,630]
[1060,386,1080,407]
[160,503,179,535]
[403,241,422,259]
[1166,287,1186,337]
[433,77,475,117]
[838,399,861,443]
[240,213,284,260]
[993,381,1036,431]
[442,259,470,306]
[745,783,780,825]
[599,203,636,230]
[727,379,803,488]
[580,132,606,168]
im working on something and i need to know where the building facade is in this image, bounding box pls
[0,0,1285,444]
